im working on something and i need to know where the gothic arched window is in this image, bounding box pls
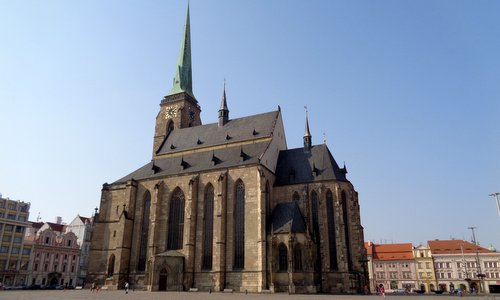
[234,180,245,270]
[294,243,303,271]
[265,181,270,223]
[326,189,338,270]
[311,190,319,242]
[341,191,352,271]
[202,184,214,270]
[138,191,151,271]
[167,188,185,250]
[278,243,288,271]
[107,254,115,277]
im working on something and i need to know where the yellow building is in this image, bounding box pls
[413,244,437,293]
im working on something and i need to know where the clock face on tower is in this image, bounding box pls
[165,105,177,119]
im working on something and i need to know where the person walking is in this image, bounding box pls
[379,284,385,298]
[125,281,129,294]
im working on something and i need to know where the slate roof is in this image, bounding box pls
[79,216,90,224]
[275,144,347,186]
[269,202,306,234]
[428,240,492,255]
[157,111,279,155]
[46,222,65,233]
[114,111,280,184]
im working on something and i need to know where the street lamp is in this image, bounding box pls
[489,193,500,219]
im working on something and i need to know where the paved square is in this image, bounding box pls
[0,290,497,300]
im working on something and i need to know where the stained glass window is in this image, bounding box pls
[202,184,214,270]
[167,188,185,250]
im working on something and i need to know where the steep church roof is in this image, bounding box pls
[115,110,281,183]
[275,144,347,186]
[157,110,279,155]
[269,202,306,234]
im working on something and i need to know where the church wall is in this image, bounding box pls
[272,181,366,293]
[102,165,269,292]
[88,181,136,288]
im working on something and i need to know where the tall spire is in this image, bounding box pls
[169,4,194,98]
[218,79,229,126]
[303,106,312,150]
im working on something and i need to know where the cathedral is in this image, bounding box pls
[87,6,367,294]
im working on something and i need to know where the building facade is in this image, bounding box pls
[87,6,366,294]
[66,215,94,286]
[25,221,80,288]
[365,240,500,294]
[429,239,500,294]
[0,196,32,288]
[365,242,416,292]
[413,244,437,292]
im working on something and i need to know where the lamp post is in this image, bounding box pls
[489,193,500,219]
[468,227,484,294]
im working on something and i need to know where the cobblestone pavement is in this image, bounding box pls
[0,290,499,300]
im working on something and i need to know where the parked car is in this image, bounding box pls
[45,284,64,290]
[28,284,42,290]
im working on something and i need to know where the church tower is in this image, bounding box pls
[153,5,202,156]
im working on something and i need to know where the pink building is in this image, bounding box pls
[365,242,416,292]
[25,220,80,288]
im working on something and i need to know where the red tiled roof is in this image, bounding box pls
[428,240,492,254]
[367,243,414,261]
[30,222,44,229]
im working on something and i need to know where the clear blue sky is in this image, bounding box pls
[1,1,499,249]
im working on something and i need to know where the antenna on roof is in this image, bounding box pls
[323,132,327,144]
[36,212,41,222]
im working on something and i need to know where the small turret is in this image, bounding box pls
[218,80,229,126]
[303,106,312,150]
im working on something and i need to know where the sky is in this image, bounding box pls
[1,1,499,249]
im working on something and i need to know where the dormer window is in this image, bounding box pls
[45,237,50,244]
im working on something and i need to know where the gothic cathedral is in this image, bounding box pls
[87,6,367,294]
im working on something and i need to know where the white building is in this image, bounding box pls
[66,215,94,286]
[429,239,500,294]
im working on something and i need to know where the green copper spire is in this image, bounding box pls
[169,4,194,98]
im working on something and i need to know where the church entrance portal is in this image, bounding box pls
[159,269,168,291]
[152,251,184,291]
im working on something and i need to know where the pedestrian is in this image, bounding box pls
[125,281,129,294]
[91,282,95,292]
[379,284,385,298]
